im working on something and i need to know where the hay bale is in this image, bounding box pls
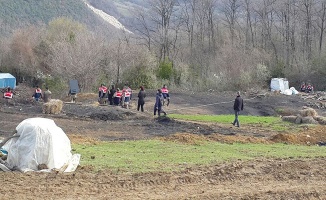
[299,107,318,117]
[314,116,326,125]
[301,116,318,124]
[282,116,297,123]
[314,116,324,122]
[42,99,63,114]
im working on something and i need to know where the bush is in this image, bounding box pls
[122,65,156,89]
[43,76,67,98]
[157,58,173,80]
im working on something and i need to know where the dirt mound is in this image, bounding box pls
[161,133,209,144]
[68,134,99,145]
[209,134,270,144]
[270,126,326,145]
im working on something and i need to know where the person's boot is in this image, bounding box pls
[167,99,170,106]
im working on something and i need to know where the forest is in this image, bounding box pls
[0,0,325,94]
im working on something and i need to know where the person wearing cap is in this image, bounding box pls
[154,89,166,116]
[232,91,243,127]
[137,86,146,112]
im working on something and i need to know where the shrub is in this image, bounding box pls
[157,58,173,80]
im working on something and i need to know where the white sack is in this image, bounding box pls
[281,89,293,96]
[290,87,299,95]
[5,118,75,172]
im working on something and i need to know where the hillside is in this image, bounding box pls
[0,0,118,36]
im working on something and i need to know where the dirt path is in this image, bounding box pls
[1,158,325,200]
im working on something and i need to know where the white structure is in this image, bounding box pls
[270,78,289,92]
[3,118,80,172]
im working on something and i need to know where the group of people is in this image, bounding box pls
[32,86,52,103]
[300,82,314,93]
[1,83,244,128]
[97,83,171,116]
[1,86,52,103]
[97,84,133,109]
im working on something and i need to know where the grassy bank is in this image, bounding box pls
[73,140,326,173]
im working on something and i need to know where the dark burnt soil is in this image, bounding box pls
[1,89,325,141]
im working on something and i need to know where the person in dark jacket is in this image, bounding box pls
[108,85,116,105]
[137,86,146,112]
[154,89,166,116]
[232,91,244,127]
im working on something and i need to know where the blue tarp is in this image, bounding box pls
[0,73,16,89]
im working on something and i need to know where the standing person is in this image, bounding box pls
[68,88,77,103]
[113,88,122,106]
[108,85,116,105]
[161,84,170,106]
[43,87,52,103]
[137,86,146,112]
[122,86,131,109]
[32,86,42,102]
[154,89,166,116]
[232,91,244,127]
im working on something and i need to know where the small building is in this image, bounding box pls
[0,73,16,89]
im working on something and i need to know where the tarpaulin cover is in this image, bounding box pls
[270,78,289,92]
[3,118,79,172]
[0,73,16,89]
[69,80,80,93]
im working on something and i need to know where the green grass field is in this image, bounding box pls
[73,114,322,173]
[73,140,326,173]
[169,114,297,131]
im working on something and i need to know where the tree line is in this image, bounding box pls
[0,0,325,95]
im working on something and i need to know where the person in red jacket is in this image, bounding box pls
[300,82,306,92]
[113,88,122,106]
[306,83,314,93]
[122,86,131,109]
[3,87,13,99]
[161,85,170,106]
[32,86,42,102]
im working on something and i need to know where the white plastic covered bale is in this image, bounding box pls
[4,118,79,172]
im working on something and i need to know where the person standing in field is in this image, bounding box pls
[154,89,166,116]
[43,87,52,103]
[137,86,146,112]
[232,91,243,127]
[161,84,170,106]
[108,85,116,105]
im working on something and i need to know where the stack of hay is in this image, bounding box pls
[42,99,63,114]
[282,107,326,125]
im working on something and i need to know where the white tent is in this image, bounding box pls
[270,78,289,92]
[2,118,80,172]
